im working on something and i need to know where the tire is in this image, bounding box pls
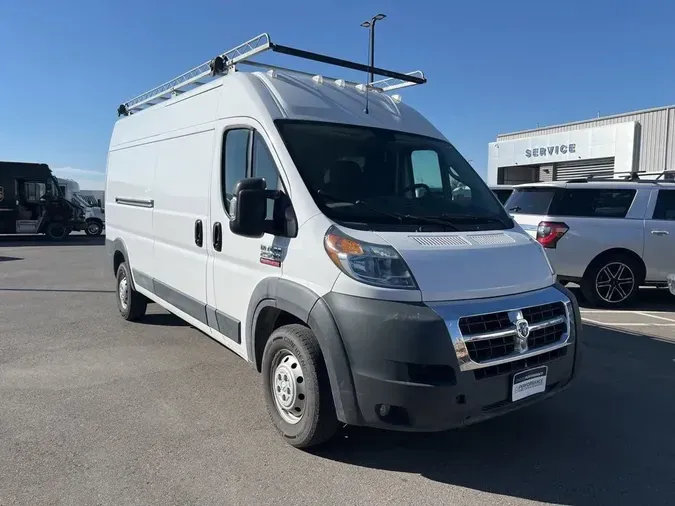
[116,261,147,321]
[85,220,103,237]
[261,324,340,449]
[45,222,68,241]
[580,253,641,308]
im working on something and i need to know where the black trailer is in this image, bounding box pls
[0,161,86,240]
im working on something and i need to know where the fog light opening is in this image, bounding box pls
[377,404,391,418]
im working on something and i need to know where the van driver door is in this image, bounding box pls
[206,118,289,360]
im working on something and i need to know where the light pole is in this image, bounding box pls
[360,13,386,85]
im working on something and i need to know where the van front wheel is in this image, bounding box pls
[261,324,340,449]
[116,261,147,321]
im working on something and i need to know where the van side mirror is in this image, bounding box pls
[229,178,268,238]
[97,199,101,207]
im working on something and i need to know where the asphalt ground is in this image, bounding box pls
[1,235,674,505]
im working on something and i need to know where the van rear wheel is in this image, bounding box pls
[116,261,147,321]
[261,324,340,449]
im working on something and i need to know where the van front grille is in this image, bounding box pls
[459,312,511,335]
[458,302,569,364]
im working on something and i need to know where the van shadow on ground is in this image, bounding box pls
[313,324,675,506]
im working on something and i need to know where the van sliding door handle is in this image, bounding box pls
[213,222,222,251]
[651,230,669,236]
[194,219,203,247]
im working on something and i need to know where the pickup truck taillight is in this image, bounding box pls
[536,221,569,248]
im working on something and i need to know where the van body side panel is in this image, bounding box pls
[151,127,215,322]
[105,143,157,278]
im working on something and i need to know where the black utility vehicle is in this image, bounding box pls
[0,161,86,240]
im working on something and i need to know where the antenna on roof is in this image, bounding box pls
[360,14,386,115]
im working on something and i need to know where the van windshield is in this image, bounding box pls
[275,120,512,231]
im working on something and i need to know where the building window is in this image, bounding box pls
[497,166,539,185]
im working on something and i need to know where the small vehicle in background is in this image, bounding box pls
[57,178,105,236]
[489,185,514,205]
[506,175,675,307]
[0,161,86,240]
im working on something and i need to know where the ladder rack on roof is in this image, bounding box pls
[118,33,426,116]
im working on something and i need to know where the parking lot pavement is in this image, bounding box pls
[564,283,675,342]
[1,240,675,506]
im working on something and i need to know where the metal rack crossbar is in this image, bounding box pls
[567,169,675,183]
[118,32,426,116]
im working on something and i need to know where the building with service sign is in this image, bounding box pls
[487,104,675,185]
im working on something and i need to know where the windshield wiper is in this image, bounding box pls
[507,206,522,212]
[440,213,510,227]
[317,190,458,230]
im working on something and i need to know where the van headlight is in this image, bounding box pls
[323,225,417,289]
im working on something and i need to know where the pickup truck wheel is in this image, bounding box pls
[116,261,147,321]
[581,254,640,308]
[85,220,103,237]
[261,324,339,449]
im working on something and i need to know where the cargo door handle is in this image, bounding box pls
[213,222,222,251]
[194,219,203,247]
[651,230,669,236]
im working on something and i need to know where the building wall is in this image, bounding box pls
[495,105,675,175]
[487,122,638,185]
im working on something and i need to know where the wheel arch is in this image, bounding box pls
[583,247,646,284]
[247,278,360,425]
[107,237,135,290]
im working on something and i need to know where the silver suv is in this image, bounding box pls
[505,179,675,307]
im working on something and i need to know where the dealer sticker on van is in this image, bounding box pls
[512,366,547,401]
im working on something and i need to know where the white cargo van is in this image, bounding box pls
[105,33,582,448]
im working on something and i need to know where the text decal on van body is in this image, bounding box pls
[260,245,282,268]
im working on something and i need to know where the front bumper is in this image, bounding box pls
[320,283,581,431]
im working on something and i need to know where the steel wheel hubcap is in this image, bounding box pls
[119,276,129,309]
[596,262,634,303]
[88,223,100,233]
[271,351,306,424]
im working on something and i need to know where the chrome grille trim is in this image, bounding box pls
[462,315,565,343]
[427,286,573,372]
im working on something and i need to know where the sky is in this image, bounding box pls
[2,0,675,190]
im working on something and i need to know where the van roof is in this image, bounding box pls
[110,70,446,148]
[111,33,445,148]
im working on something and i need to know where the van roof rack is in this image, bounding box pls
[118,33,426,116]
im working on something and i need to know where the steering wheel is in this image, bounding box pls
[402,183,431,194]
